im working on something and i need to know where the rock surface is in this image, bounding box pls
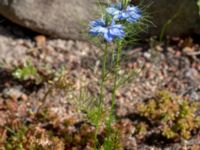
[147,0,200,36]
[0,0,199,40]
[0,0,99,40]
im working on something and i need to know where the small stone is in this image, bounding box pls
[155,45,163,52]
[175,50,181,56]
[34,35,46,48]
[183,46,195,54]
[167,47,175,53]
[3,86,24,100]
[21,94,28,101]
[144,52,151,59]
[186,68,198,79]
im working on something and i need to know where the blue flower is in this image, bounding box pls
[89,18,125,42]
[106,3,142,23]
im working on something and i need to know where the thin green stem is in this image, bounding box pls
[107,41,122,130]
[159,0,186,41]
[99,43,108,105]
[94,43,108,149]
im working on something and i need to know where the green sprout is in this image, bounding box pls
[12,61,43,84]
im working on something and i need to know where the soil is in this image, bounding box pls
[0,15,200,149]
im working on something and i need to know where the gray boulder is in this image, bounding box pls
[0,0,100,40]
[147,0,200,36]
[0,0,199,40]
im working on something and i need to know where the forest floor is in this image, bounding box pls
[0,16,200,150]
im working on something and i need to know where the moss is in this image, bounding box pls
[135,91,200,140]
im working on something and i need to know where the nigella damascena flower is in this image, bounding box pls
[106,2,142,23]
[89,18,125,42]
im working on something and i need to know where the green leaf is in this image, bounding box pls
[198,0,200,15]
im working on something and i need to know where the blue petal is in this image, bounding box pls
[110,20,116,26]
[111,24,124,29]
[120,12,129,18]
[127,6,141,17]
[127,6,141,14]
[127,17,136,23]
[106,7,120,16]
[127,17,137,23]
[90,18,105,27]
[106,7,120,20]
[109,28,125,38]
[127,13,141,22]
[103,30,114,42]
[106,4,142,22]
[90,26,107,35]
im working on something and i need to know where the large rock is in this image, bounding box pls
[0,0,199,40]
[0,0,100,40]
[147,0,200,36]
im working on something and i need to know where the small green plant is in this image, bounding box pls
[4,125,28,150]
[3,122,65,150]
[103,128,122,150]
[81,0,149,148]
[12,61,43,84]
[135,91,200,140]
[37,70,75,114]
